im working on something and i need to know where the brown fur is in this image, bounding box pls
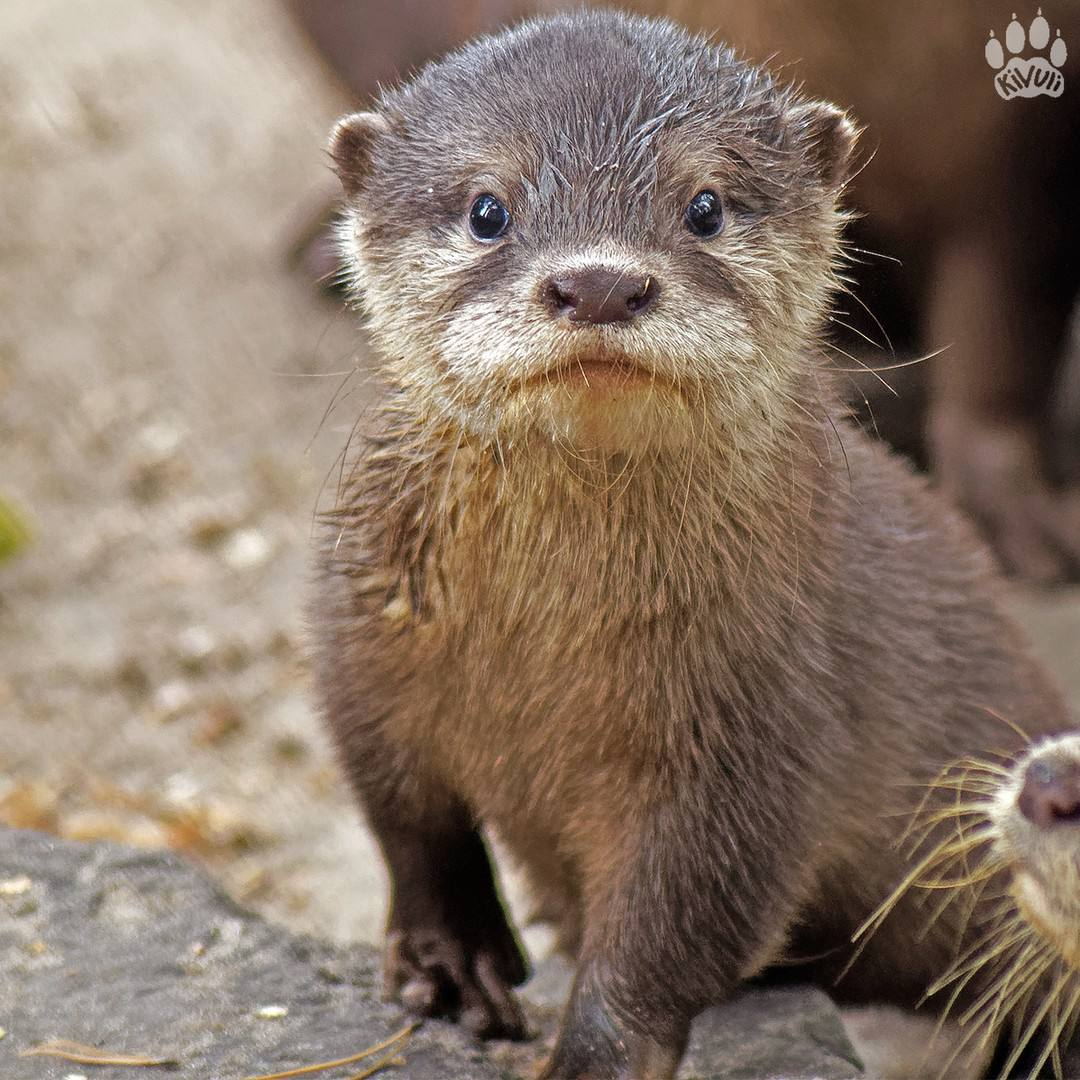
[310,11,1069,1077]
[290,0,1080,584]
[630,0,1080,584]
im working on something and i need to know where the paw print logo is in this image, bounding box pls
[986,9,1067,98]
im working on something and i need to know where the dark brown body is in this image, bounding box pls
[290,0,1080,583]
[311,12,1071,1077]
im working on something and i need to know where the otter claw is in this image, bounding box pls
[385,928,529,1040]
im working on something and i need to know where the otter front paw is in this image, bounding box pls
[537,966,683,1080]
[537,1026,681,1080]
[384,924,529,1040]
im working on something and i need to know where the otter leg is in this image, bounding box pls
[539,791,805,1080]
[332,714,530,1039]
[926,225,1080,584]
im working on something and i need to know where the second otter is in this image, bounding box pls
[860,732,1080,1077]
[312,11,1070,1078]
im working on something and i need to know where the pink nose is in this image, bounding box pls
[543,268,658,325]
[1018,755,1080,829]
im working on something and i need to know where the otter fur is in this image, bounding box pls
[311,11,1069,1077]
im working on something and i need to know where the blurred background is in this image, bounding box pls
[1,0,1078,965]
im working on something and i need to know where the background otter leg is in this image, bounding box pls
[327,702,530,1038]
[926,225,1080,584]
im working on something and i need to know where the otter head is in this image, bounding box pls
[993,734,1080,971]
[860,733,1080,1075]
[330,10,856,453]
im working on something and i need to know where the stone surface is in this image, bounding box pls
[0,829,863,1079]
[682,992,863,1079]
[0,830,504,1080]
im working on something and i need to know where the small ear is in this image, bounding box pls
[791,101,859,190]
[329,111,390,196]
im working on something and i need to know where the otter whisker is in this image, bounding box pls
[924,920,1031,1001]
[930,938,1046,1080]
[1046,981,1080,1078]
[846,830,1003,988]
[985,942,1057,1044]
[824,314,885,353]
[998,966,1075,1078]
[928,871,996,953]
[899,809,997,854]
[916,864,998,891]
[828,345,948,375]
[832,276,895,354]
[978,707,1033,746]
[955,939,1049,1029]
[819,339,898,397]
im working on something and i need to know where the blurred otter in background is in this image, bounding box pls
[287,0,1080,585]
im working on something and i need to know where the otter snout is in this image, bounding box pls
[1018,755,1080,829]
[543,267,658,325]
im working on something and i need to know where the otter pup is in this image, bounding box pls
[859,733,1080,1078]
[312,11,1069,1078]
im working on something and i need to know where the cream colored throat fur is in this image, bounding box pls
[347,401,829,636]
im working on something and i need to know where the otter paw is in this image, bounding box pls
[536,967,682,1080]
[384,926,529,1040]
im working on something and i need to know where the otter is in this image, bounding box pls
[290,0,1080,585]
[311,11,1069,1078]
[857,733,1080,1078]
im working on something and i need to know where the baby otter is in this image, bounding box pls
[860,733,1080,1078]
[311,10,1070,1078]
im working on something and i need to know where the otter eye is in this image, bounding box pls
[468,193,510,242]
[684,189,724,238]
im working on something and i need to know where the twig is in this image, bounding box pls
[347,1050,406,1079]
[19,1039,176,1066]
[240,1023,416,1080]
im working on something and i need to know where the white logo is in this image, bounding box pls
[985,9,1067,98]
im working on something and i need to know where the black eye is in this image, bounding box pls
[684,189,724,238]
[468,193,510,242]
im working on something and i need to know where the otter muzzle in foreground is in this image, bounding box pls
[312,10,1070,1079]
[859,733,1080,1078]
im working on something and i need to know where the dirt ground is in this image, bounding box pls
[1,0,1078,970]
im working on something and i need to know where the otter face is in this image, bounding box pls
[859,734,1080,1076]
[993,735,1080,970]
[330,10,856,452]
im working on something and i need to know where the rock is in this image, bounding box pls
[514,956,862,1080]
[0,829,864,1079]
[682,991,863,1079]
[0,830,504,1080]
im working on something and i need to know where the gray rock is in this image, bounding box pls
[0,830,505,1080]
[681,991,863,1079]
[518,956,861,1079]
[0,829,863,1079]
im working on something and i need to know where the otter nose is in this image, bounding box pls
[1018,756,1080,829]
[544,268,657,324]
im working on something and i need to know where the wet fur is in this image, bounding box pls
[311,11,1069,1077]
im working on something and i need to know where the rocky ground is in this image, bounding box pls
[0,2,1078,1077]
[0,830,864,1079]
[0,0,389,948]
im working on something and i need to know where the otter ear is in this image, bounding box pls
[791,101,859,190]
[329,111,390,197]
